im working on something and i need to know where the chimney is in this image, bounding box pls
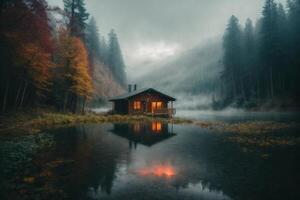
[128,84,132,93]
[133,84,137,91]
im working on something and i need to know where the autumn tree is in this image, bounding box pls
[70,37,93,111]
[56,28,93,112]
[15,43,54,106]
[0,0,53,111]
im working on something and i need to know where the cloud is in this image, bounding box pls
[48,0,286,70]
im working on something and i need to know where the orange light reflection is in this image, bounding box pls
[151,122,162,132]
[138,165,176,177]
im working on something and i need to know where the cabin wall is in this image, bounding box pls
[113,100,129,114]
[128,93,168,114]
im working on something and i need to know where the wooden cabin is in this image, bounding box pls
[109,85,176,117]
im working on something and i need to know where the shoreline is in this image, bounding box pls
[1,110,299,147]
[0,110,193,134]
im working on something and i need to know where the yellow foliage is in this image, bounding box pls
[57,28,93,99]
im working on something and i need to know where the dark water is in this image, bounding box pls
[0,122,299,200]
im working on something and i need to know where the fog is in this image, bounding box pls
[48,0,289,112]
[48,0,285,76]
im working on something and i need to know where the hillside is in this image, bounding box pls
[92,60,126,104]
[133,39,223,109]
[135,39,223,95]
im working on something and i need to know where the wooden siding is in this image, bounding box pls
[111,89,175,117]
[127,92,168,114]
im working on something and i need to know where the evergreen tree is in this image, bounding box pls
[86,17,101,57]
[287,0,300,97]
[63,0,89,39]
[260,0,279,98]
[100,36,109,65]
[86,17,101,75]
[243,18,257,99]
[276,3,289,95]
[222,15,244,103]
[107,29,127,86]
[219,0,300,108]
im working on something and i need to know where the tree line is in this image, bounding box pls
[0,0,127,113]
[220,0,300,108]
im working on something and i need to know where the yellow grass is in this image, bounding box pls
[0,110,192,134]
[1,109,298,147]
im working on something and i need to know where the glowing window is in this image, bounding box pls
[157,102,162,109]
[152,122,162,132]
[151,102,163,112]
[133,101,141,110]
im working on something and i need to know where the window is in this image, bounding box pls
[152,122,162,132]
[157,102,162,109]
[151,102,163,112]
[133,101,141,110]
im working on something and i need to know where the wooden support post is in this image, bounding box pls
[171,101,174,118]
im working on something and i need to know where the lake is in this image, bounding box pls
[176,109,300,123]
[0,120,299,199]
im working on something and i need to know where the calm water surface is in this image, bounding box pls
[0,121,299,200]
[176,109,300,123]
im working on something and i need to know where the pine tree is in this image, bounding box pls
[107,29,127,86]
[276,3,288,96]
[63,0,89,39]
[222,15,244,103]
[260,0,279,98]
[100,36,109,64]
[86,17,101,74]
[287,0,300,97]
[243,18,257,99]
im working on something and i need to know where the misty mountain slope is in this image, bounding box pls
[92,60,125,100]
[135,40,223,96]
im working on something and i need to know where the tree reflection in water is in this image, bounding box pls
[5,122,298,200]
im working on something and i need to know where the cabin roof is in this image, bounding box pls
[109,88,176,101]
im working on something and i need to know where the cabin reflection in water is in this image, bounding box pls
[110,122,176,148]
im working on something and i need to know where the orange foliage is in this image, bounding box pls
[57,29,93,99]
[17,42,54,96]
[70,37,93,99]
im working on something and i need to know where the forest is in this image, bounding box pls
[1,0,300,113]
[220,0,300,109]
[0,0,127,113]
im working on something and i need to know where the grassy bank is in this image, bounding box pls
[195,120,300,146]
[1,110,299,147]
[0,110,193,134]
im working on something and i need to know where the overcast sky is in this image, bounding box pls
[48,0,286,73]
